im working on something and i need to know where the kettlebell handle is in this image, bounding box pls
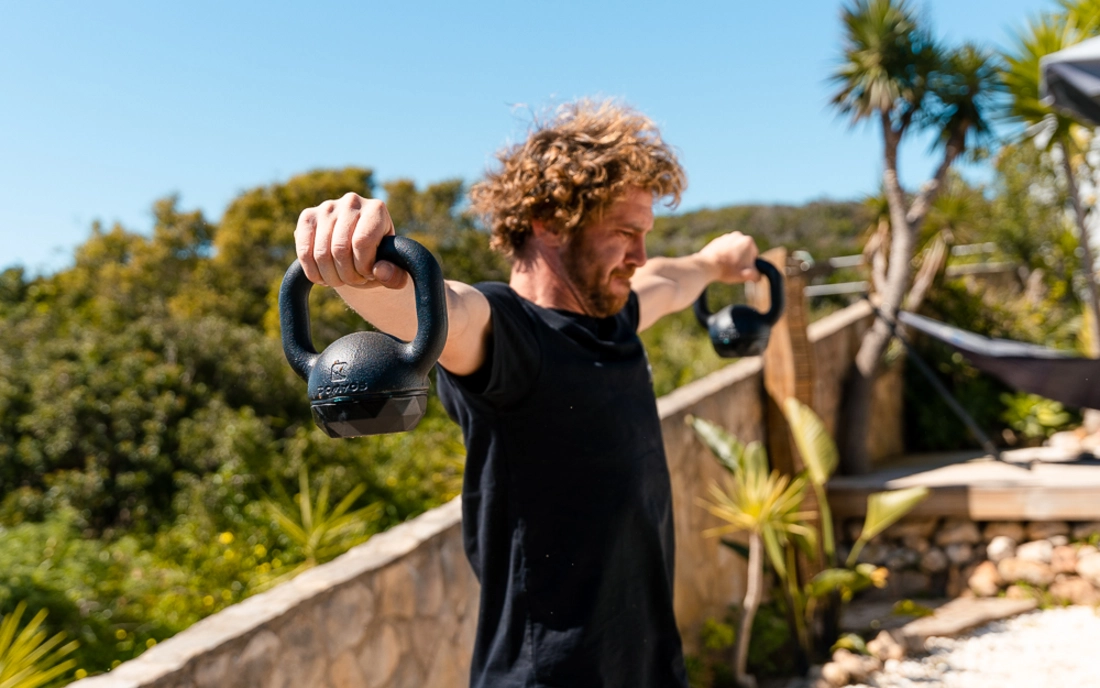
[693,258,785,325]
[279,235,448,381]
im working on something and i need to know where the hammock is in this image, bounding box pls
[897,311,1100,410]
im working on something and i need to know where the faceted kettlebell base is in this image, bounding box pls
[311,392,428,438]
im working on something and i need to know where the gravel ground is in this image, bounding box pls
[854,606,1100,688]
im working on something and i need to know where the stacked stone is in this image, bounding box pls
[840,517,1100,605]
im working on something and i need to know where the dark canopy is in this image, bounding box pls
[898,311,1100,410]
[1041,35,1100,126]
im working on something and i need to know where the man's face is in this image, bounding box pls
[562,187,653,318]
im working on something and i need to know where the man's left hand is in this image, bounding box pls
[698,231,760,283]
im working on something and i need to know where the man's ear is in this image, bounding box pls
[531,220,566,248]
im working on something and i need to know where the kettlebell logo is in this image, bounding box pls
[330,359,349,381]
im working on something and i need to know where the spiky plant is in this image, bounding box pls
[691,404,929,675]
[692,416,815,688]
[0,602,79,688]
[262,467,382,583]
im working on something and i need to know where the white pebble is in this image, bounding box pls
[864,606,1100,687]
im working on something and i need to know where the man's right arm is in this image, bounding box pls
[295,193,492,376]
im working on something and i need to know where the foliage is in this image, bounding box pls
[892,599,936,618]
[651,202,869,262]
[261,467,382,582]
[831,632,869,656]
[691,404,927,684]
[0,602,78,688]
[688,606,799,688]
[0,172,480,679]
[1001,1,1100,353]
[905,233,1084,452]
[1000,393,1077,442]
[846,487,930,567]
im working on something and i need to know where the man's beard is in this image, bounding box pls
[562,240,631,318]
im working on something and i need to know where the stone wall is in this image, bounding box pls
[72,301,893,688]
[847,515,1100,607]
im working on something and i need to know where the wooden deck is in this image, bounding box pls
[827,447,1100,521]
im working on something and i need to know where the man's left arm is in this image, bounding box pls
[631,231,760,332]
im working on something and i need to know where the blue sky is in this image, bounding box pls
[1,0,1053,274]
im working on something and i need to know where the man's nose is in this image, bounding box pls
[628,235,647,267]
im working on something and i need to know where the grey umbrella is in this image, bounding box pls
[1041,35,1100,125]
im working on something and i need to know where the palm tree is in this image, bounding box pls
[689,417,815,688]
[1002,8,1100,355]
[830,0,1001,473]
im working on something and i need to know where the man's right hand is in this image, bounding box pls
[294,192,493,377]
[294,193,409,290]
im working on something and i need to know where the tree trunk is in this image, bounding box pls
[839,119,961,474]
[734,533,763,688]
[1060,143,1100,357]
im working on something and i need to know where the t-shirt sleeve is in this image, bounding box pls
[440,283,540,409]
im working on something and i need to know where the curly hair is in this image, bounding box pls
[468,99,687,259]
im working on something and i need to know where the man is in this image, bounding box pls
[295,100,759,687]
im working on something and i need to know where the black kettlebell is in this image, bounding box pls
[694,258,784,358]
[279,235,448,438]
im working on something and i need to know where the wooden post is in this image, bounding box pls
[752,247,823,583]
[751,247,816,476]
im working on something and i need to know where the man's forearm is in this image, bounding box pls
[632,254,720,332]
[336,280,491,375]
[336,281,419,341]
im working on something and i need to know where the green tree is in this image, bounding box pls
[1002,4,1100,353]
[830,0,1001,473]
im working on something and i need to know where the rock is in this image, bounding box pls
[1083,408,1100,434]
[820,660,849,687]
[968,561,1003,597]
[935,519,981,547]
[945,543,974,565]
[895,597,1038,653]
[1047,430,1082,451]
[983,521,1025,542]
[867,630,905,662]
[901,534,931,553]
[857,542,892,566]
[894,570,932,597]
[947,563,978,598]
[1078,544,1099,559]
[1049,577,1100,606]
[831,649,881,685]
[1016,540,1054,563]
[1082,432,1100,453]
[1076,551,1100,587]
[1027,521,1070,541]
[986,536,1017,563]
[920,547,948,573]
[1050,535,1069,547]
[1051,545,1078,574]
[997,557,1055,587]
[1072,521,1100,541]
[885,547,920,571]
[845,519,867,543]
[805,665,831,688]
[886,517,939,540]
[1005,584,1032,600]
[836,545,852,566]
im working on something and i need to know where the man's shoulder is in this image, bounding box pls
[472,281,515,299]
[473,282,540,324]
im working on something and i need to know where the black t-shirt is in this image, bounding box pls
[437,283,687,688]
